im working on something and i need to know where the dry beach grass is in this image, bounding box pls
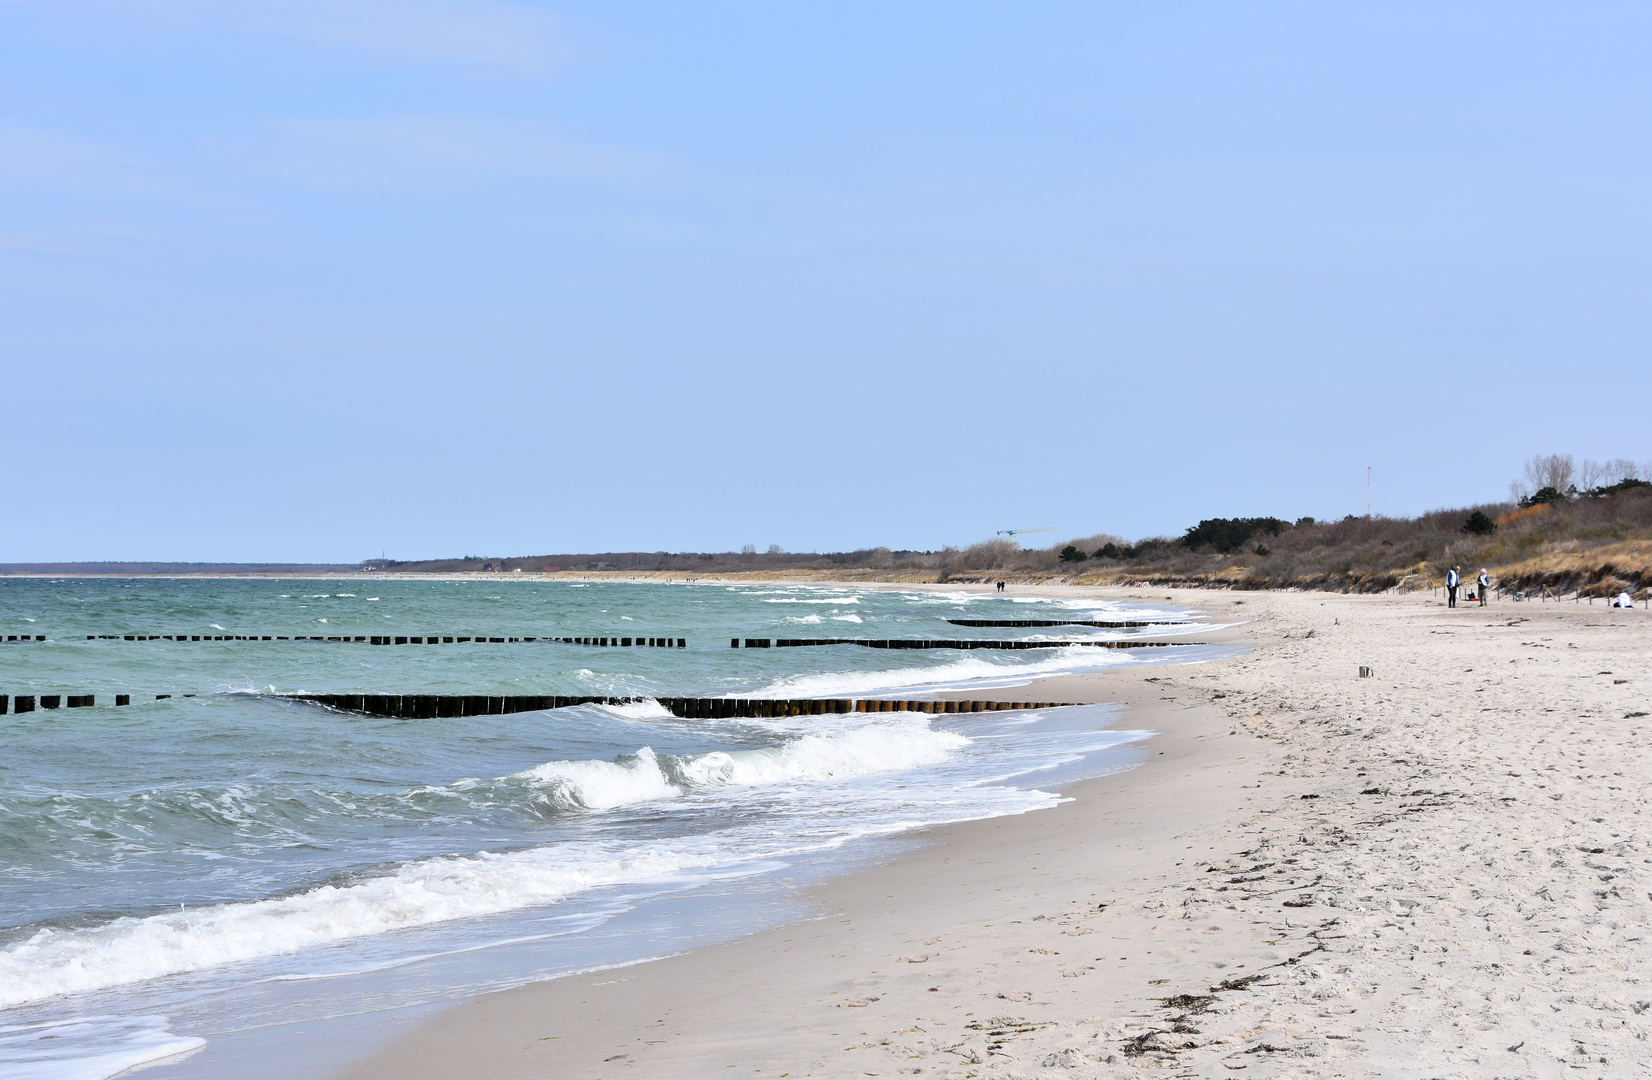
[339,587,1652,1079]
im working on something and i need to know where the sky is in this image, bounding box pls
[2,2,1648,562]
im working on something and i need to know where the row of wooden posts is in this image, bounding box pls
[944,619,1187,628]
[66,634,687,646]
[294,694,1079,719]
[733,638,1199,650]
[2,694,177,712]
[18,635,1199,650]
[2,692,1078,718]
[368,636,686,647]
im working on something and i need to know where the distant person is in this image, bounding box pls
[1446,565,1460,608]
[1613,591,1635,608]
[1477,569,1490,606]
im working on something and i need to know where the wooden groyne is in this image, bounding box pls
[65,635,687,646]
[945,619,1189,628]
[732,638,1202,650]
[4,694,171,712]
[293,694,1080,719]
[2,692,1082,718]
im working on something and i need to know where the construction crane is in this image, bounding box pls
[996,527,1056,538]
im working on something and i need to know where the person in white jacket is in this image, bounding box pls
[1477,569,1490,606]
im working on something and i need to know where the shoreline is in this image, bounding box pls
[333,596,1251,1080]
[337,662,1249,1080]
[336,586,1652,1078]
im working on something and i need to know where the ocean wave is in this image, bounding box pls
[0,837,726,1008]
[511,720,964,810]
[672,722,964,789]
[0,721,968,1007]
[747,647,1135,699]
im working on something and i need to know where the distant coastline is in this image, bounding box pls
[5,483,1648,596]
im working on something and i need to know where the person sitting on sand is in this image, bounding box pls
[1478,569,1490,606]
[1612,591,1634,608]
[1447,566,1460,608]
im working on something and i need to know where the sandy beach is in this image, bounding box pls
[337,587,1652,1079]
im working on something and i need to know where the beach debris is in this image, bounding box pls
[1159,993,1217,1012]
[899,954,934,963]
[837,996,879,1008]
[996,991,1032,1003]
[1121,1030,1177,1057]
[1212,974,1267,992]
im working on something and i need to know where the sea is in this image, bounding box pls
[0,577,1226,1079]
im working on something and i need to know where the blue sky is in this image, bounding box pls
[3,2,1648,562]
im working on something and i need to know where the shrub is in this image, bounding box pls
[1182,517,1288,554]
[1587,477,1652,498]
[1094,542,1128,560]
[1253,545,1272,556]
[1520,486,1564,508]
[1058,545,1088,563]
[1496,503,1550,529]
[1462,511,1497,536]
[960,538,1019,570]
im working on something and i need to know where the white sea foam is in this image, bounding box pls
[829,613,863,622]
[0,1015,204,1080]
[675,722,964,789]
[0,841,717,1008]
[518,748,681,810]
[749,647,1135,699]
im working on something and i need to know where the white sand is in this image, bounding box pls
[338,588,1652,1078]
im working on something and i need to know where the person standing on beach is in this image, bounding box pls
[1447,566,1460,607]
[1478,569,1490,606]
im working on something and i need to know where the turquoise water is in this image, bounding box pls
[0,578,1216,1079]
